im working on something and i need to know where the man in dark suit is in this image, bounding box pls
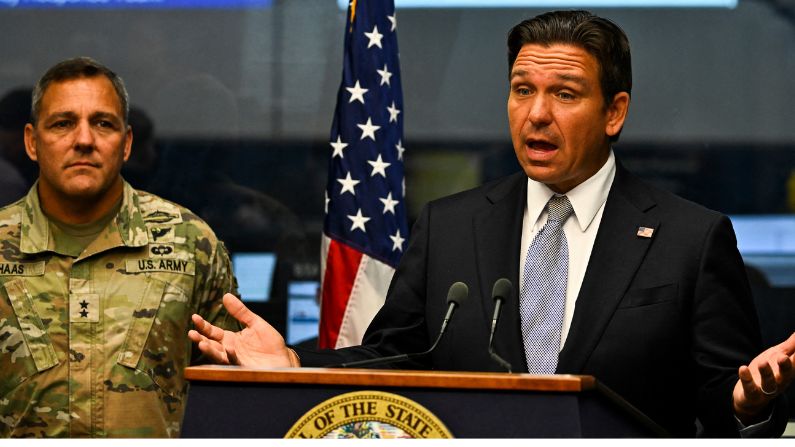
[189,10,795,436]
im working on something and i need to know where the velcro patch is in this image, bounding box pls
[142,210,181,225]
[126,259,195,275]
[70,293,100,323]
[149,226,175,243]
[0,261,46,276]
[148,243,175,257]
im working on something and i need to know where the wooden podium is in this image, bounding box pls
[181,366,666,438]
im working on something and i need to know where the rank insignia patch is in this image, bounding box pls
[70,293,100,323]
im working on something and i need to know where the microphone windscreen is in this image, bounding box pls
[446,282,469,306]
[491,278,512,302]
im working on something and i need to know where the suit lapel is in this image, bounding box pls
[557,165,660,373]
[472,173,527,372]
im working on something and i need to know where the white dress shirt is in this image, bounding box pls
[519,150,616,350]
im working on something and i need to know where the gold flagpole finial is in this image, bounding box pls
[349,0,358,29]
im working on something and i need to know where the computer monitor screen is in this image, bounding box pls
[232,252,277,302]
[729,215,795,287]
[286,281,320,345]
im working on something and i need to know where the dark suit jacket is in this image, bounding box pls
[296,164,786,436]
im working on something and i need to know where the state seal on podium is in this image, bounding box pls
[285,390,453,438]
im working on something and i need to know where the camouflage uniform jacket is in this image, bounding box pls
[0,182,239,437]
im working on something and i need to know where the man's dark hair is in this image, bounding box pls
[30,57,129,126]
[507,11,632,141]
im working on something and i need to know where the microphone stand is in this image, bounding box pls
[488,278,513,373]
[334,327,445,368]
[329,282,469,369]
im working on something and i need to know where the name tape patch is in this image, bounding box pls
[0,261,46,276]
[126,259,195,275]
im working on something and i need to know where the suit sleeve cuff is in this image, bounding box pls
[736,408,774,437]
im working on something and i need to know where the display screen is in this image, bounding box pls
[286,281,320,345]
[730,215,795,287]
[232,252,277,303]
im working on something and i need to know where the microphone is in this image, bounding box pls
[488,278,513,373]
[336,282,469,368]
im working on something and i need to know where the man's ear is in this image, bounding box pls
[122,125,133,163]
[23,123,38,162]
[605,92,630,138]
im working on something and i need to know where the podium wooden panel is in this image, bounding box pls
[182,366,666,438]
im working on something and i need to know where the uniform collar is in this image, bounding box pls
[115,181,150,248]
[20,180,149,255]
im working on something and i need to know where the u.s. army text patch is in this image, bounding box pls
[126,259,195,275]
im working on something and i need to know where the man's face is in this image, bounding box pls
[508,43,629,193]
[24,76,131,204]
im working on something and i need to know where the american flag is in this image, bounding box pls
[319,0,408,349]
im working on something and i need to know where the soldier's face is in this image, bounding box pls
[24,76,131,205]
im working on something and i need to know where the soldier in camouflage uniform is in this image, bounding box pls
[0,57,239,437]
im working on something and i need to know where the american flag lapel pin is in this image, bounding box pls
[637,227,655,238]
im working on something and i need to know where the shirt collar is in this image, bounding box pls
[525,150,616,232]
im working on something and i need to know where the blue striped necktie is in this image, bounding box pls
[520,195,573,374]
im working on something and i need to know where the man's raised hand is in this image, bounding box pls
[188,293,298,367]
[733,332,795,424]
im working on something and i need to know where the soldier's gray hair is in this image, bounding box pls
[30,57,129,126]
